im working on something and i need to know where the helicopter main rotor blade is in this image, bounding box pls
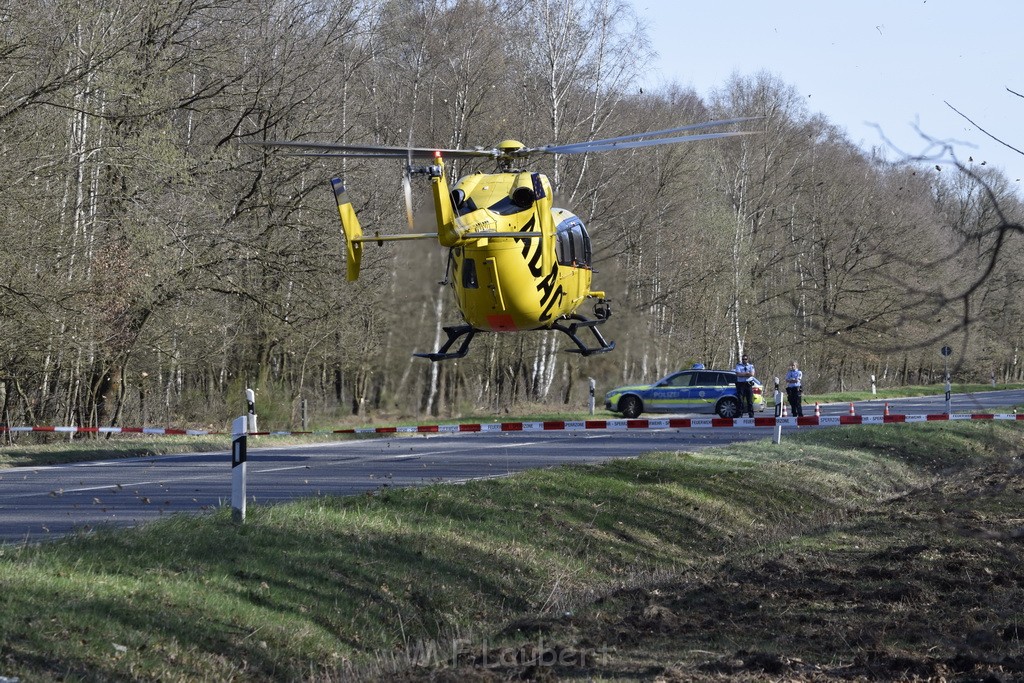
[545,129,758,154]
[529,117,762,155]
[279,151,435,159]
[351,232,439,243]
[249,140,496,159]
[247,116,760,168]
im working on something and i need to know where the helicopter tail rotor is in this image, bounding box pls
[402,168,415,230]
[403,144,415,230]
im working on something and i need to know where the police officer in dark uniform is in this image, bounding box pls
[734,354,755,418]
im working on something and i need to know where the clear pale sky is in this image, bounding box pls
[634,0,1022,187]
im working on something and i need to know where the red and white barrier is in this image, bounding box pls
[316,412,1020,435]
[2,412,1021,438]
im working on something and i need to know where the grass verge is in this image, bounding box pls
[1,420,1022,681]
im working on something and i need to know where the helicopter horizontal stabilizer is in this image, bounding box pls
[331,179,438,277]
[331,179,364,281]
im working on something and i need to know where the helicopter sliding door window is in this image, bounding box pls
[555,217,593,268]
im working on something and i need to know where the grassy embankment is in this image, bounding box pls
[1,418,1023,681]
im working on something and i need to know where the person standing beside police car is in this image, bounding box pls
[733,354,755,418]
[785,361,804,417]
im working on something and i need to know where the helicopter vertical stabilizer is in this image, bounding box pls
[330,178,364,281]
[426,155,460,246]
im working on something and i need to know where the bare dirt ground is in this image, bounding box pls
[395,455,1024,682]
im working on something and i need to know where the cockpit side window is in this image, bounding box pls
[555,216,592,267]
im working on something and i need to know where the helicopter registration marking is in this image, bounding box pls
[458,217,495,234]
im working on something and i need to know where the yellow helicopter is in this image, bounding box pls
[258,119,756,360]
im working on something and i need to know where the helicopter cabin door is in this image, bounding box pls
[553,210,593,305]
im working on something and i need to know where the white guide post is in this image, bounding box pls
[231,415,247,524]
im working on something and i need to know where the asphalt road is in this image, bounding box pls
[2,390,1021,545]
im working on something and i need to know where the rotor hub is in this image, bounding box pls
[497,139,526,154]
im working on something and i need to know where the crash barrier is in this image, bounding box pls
[4,412,1020,438]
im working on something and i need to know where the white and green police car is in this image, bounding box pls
[604,368,766,419]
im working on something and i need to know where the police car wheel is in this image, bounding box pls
[716,397,739,418]
[619,396,642,419]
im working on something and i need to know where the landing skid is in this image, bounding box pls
[551,313,615,356]
[414,325,477,362]
[414,311,614,362]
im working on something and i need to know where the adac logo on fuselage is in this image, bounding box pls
[514,214,565,323]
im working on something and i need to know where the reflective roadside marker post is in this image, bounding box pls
[588,378,596,415]
[871,374,876,396]
[231,415,247,524]
[773,377,782,445]
[945,376,952,415]
[940,345,953,415]
[246,387,258,434]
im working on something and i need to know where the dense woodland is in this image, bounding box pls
[1,0,1022,431]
